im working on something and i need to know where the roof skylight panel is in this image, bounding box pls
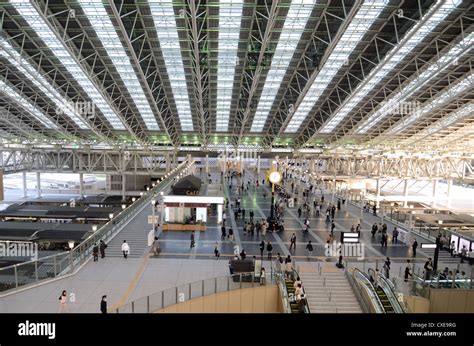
[318,0,462,134]
[357,32,474,134]
[215,0,243,132]
[79,1,159,131]
[0,78,58,129]
[386,72,474,134]
[149,0,194,131]
[0,38,89,130]
[284,0,388,133]
[11,1,126,130]
[250,0,315,133]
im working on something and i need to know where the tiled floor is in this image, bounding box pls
[0,167,471,312]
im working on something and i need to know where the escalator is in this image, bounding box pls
[285,278,302,313]
[373,284,395,313]
[368,268,405,313]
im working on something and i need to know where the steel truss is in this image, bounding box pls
[0,147,172,175]
[291,155,474,180]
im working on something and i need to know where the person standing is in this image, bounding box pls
[100,295,107,314]
[190,231,195,248]
[392,228,399,244]
[305,241,313,260]
[373,269,380,288]
[214,243,220,259]
[259,240,265,258]
[92,243,99,262]
[460,246,467,263]
[297,207,302,218]
[412,239,418,257]
[424,258,433,280]
[249,210,254,222]
[260,267,266,285]
[121,240,130,259]
[372,204,377,216]
[266,241,273,260]
[59,290,68,313]
[449,241,456,257]
[99,240,107,258]
[383,257,391,279]
[221,225,227,240]
[242,208,246,220]
[404,259,413,282]
[228,228,234,242]
[289,233,296,251]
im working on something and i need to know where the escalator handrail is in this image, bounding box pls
[379,275,405,313]
[352,268,385,313]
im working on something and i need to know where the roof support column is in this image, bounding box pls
[22,171,28,198]
[403,180,409,208]
[79,173,84,198]
[36,172,41,198]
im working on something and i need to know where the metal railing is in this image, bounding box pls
[115,271,278,313]
[0,160,193,296]
[347,268,385,313]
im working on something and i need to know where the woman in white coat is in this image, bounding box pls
[121,240,130,259]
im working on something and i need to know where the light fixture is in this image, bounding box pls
[122,204,126,210]
[151,200,156,205]
[147,187,150,191]
[438,220,443,225]
[68,241,75,249]
[269,171,282,185]
[160,191,164,196]
[92,225,98,232]
[109,213,114,219]
[132,197,136,202]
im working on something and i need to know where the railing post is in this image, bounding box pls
[175,287,178,304]
[202,280,205,296]
[161,290,164,309]
[131,301,135,313]
[240,274,242,289]
[69,251,74,274]
[14,265,18,288]
[147,296,150,313]
[35,260,38,282]
[215,277,218,293]
[54,255,57,277]
[189,283,192,300]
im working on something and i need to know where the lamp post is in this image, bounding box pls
[268,171,282,222]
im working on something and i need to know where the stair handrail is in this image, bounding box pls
[349,268,385,313]
[0,160,194,297]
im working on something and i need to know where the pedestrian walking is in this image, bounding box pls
[92,243,99,262]
[260,267,266,286]
[100,295,107,314]
[214,243,220,259]
[289,233,296,251]
[266,241,273,260]
[412,239,418,257]
[392,228,399,244]
[228,228,234,241]
[59,290,68,313]
[121,240,130,259]
[190,231,195,248]
[99,240,107,258]
[259,240,265,257]
[404,259,413,282]
[383,257,391,279]
[305,241,313,260]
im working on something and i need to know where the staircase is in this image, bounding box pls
[299,270,363,313]
[421,248,461,265]
[104,206,153,259]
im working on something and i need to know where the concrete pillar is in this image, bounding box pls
[257,155,261,174]
[446,179,453,207]
[375,178,381,208]
[166,153,171,173]
[205,154,209,173]
[432,179,438,207]
[122,174,126,201]
[36,172,41,198]
[403,179,409,207]
[22,171,27,198]
[79,173,84,198]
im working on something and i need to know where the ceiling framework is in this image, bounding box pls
[0,0,472,155]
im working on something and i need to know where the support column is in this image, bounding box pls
[36,172,41,198]
[205,154,209,173]
[432,179,438,207]
[166,153,171,173]
[239,155,243,174]
[403,179,409,207]
[375,178,381,208]
[79,173,84,198]
[0,169,4,201]
[257,155,261,174]
[22,171,27,198]
[446,179,453,207]
[122,174,126,201]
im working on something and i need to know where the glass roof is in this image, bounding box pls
[11,0,127,130]
[80,0,160,131]
[149,0,194,131]
[250,0,316,133]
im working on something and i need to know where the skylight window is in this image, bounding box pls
[356,32,474,134]
[215,0,243,132]
[11,0,126,130]
[250,0,315,133]
[80,1,160,131]
[0,78,58,129]
[284,0,389,133]
[318,0,462,134]
[149,0,194,131]
[0,38,90,130]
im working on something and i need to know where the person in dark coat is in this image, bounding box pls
[99,240,107,258]
[92,243,99,262]
[100,295,107,314]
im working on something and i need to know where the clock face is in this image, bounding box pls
[269,171,282,184]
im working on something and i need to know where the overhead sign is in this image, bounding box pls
[420,243,437,249]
